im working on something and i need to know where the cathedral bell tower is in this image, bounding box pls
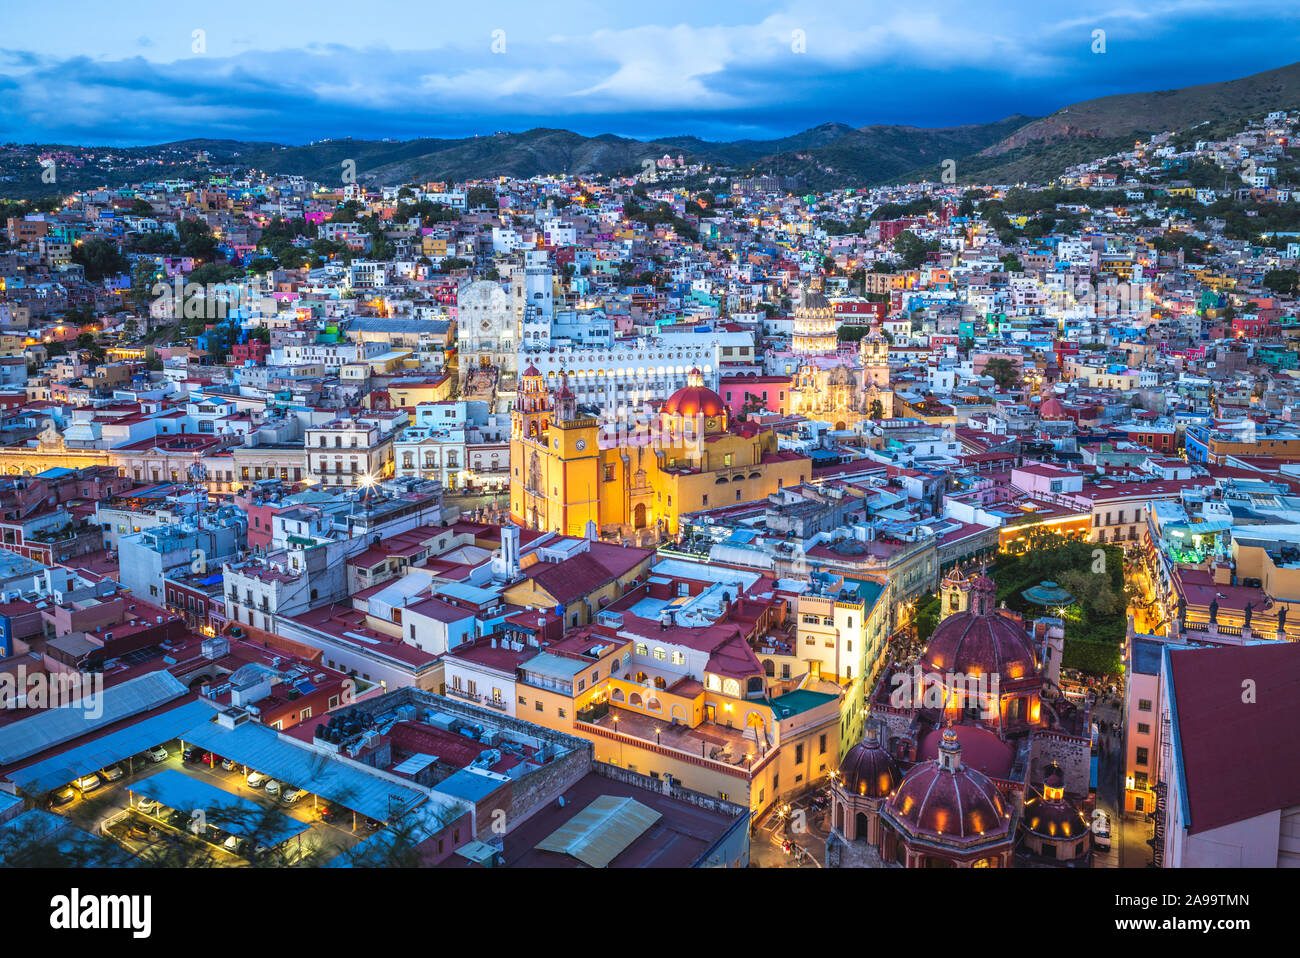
[513,363,551,441]
[860,324,889,388]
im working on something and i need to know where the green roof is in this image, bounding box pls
[768,689,837,719]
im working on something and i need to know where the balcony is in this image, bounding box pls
[445,685,482,704]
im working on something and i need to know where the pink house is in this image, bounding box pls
[719,375,792,416]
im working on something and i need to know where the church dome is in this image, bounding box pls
[886,727,1008,839]
[522,363,543,379]
[839,726,901,798]
[662,368,726,420]
[922,574,1038,681]
[1022,763,1089,842]
[1039,397,1067,419]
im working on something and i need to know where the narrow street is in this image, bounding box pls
[1091,684,1153,869]
[750,791,830,868]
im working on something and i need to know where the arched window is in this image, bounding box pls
[706,674,721,692]
[629,692,643,708]
[723,678,741,697]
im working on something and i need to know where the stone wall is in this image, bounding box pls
[1029,730,1091,797]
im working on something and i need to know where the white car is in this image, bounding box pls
[136,798,160,815]
[73,774,102,793]
[99,764,125,782]
[1091,810,1112,851]
[265,779,281,797]
[246,771,269,789]
[144,746,169,763]
[280,788,305,805]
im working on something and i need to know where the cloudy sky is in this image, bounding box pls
[3,0,1298,145]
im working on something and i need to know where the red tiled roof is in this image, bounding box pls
[1167,643,1300,835]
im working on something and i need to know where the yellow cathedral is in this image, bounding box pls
[510,365,811,537]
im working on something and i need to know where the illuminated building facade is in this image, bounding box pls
[510,366,810,537]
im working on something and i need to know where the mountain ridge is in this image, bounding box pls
[4,60,1299,195]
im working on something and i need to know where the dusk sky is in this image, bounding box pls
[4,0,1299,145]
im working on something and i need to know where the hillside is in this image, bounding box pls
[3,60,1299,196]
[982,60,1300,156]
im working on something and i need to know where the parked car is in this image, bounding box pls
[99,764,125,783]
[246,771,269,789]
[182,745,202,763]
[280,788,305,805]
[220,758,237,772]
[223,834,247,854]
[1091,810,1112,851]
[143,745,169,764]
[136,798,160,815]
[48,786,77,808]
[265,779,281,797]
[319,804,344,824]
[74,774,102,793]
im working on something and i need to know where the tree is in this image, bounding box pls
[131,260,159,311]
[178,218,218,260]
[76,332,104,359]
[982,357,1021,390]
[1263,269,1299,296]
[466,186,497,210]
[893,230,938,269]
[71,238,128,281]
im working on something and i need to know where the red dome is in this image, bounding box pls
[922,575,1037,681]
[838,727,900,798]
[886,728,1008,839]
[662,384,726,419]
[522,363,542,378]
[922,612,1037,681]
[1022,793,1089,841]
[1039,398,1067,419]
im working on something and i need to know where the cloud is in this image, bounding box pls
[0,2,1295,144]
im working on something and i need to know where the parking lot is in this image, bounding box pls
[49,738,371,865]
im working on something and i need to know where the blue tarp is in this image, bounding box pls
[127,769,308,845]
[7,699,217,795]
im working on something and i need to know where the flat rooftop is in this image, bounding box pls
[496,769,741,868]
